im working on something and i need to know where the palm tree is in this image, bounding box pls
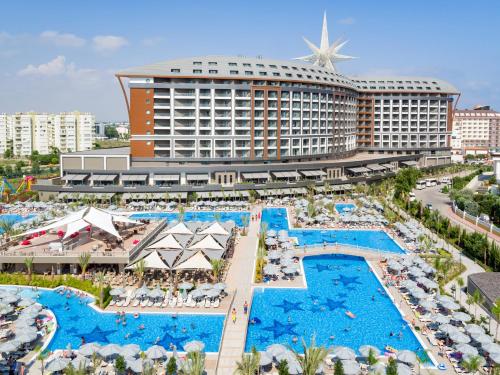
[461,355,481,375]
[0,220,15,240]
[293,336,330,375]
[210,259,225,282]
[234,347,260,375]
[241,215,249,235]
[78,252,91,279]
[456,276,464,304]
[214,212,221,223]
[95,272,106,308]
[178,205,185,222]
[37,349,48,375]
[180,350,205,375]
[134,259,146,287]
[24,256,34,283]
[472,289,484,318]
[492,298,500,340]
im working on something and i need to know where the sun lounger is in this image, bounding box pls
[116,300,124,307]
[169,298,176,308]
[204,299,211,308]
[147,300,154,307]
[154,300,162,307]
[184,295,193,307]
[196,299,204,307]
[123,297,131,307]
[109,300,116,306]
[132,299,140,307]
[161,298,168,308]
[176,295,183,307]
[140,299,148,308]
[212,299,220,308]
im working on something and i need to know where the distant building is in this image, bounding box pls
[452,106,500,156]
[0,111,94,156]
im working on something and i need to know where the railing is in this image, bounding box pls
[452,203,500,235]
[129,219,169,261]
[293,242,389,259]
[215,288,237,374]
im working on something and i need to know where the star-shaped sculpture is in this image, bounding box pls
[295,12,355,72]
[155,331,189,349]
[333,275,362,287]
[273,300,304,314]
[262,320,299,340]
[81,326,116,344]
[322,298,347,311]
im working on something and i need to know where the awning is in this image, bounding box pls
[290,187,308,194]
[174,251,212,270]
[382,163,395,169]
[62,174,88,181]
[402,160,418,166]
[241,172,271,180]
[186,174,209,181]
[90,174,117,182]
[346,167,370,174]
[154,174,180,181]
[127,251,169,270]
[300,170,326,177]
[121,174,148,181]
[272,171,301,179]
[122,192,187,200]
[366,164,386,171]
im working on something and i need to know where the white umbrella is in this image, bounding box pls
[452,311,472,323]
[197,283,213,290]
[472,332,493,345]
[465,324,484,335]
[266,344,288,358]
[183,340,205,353]
[259,351,273,366]
[358,345,380,358]
[437,295,455,304]
[213,282,227,290]
[72,356,91,369]
[46,358,71,372]
[17,298,36,307]
[333,346,356,360]
[396,350,417,366]
[121,344,141,358]
[178,282,193,290]
[396,363,412,375]
[341,360,361,375]
[431,314,450,325]
[490,352,500,365]
[369,362,386,374]
[109,287,125,296]
[455,343,478,357]
[79,342,101,356]
[440,300,460,310]
[205,289,220,298]
[0,340,21,353]
[146,345,167,360]
[483,342,500,354]
[127,357,153,373]
[0,304,14,316]
[15,331,38,343]
[439,323,459,335]
[419,299,437,310]
[449,331,471,344]
[99,343,122,358]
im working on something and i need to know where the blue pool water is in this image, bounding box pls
[0,214,36,233]
[130,211,250,227]
[335,203,356,215]
[1,286,224,352]
[245,255,427,360]
[262,208,404,254]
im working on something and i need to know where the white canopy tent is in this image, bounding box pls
[19,207,139,240]
[147,234,183,249]
[164,222,193,235]
[199,222,229,236]
[126,251,170,270]
[174,251,213,270]
[188,235,224,250]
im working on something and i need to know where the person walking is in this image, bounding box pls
[243,301,248,314]
[231,308,237,323]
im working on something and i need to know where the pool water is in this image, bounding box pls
[1,287,224,352]
[335,203,356,215]
[129,211,250,227]
[0,214,36,233]
[262,208,404,254]
[245,254,427,360]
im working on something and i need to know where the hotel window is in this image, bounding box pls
[209,70,218,74]
[269,65,277,68]
[259,72,267,76]
[228,62,237,66]
[171,69,180,73]
[230,70,239,75]
[273,72,280,76]
[243,63,251,67]
[256,63,264,67]
[193,61,202,65]
[281,66,289,69]
[193,69,202,74]
[146,78,151,83]
[208,62,217,66]
[286,73,292,77]
[245,71,253,75]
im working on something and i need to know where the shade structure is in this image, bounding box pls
[127,251,170,270]
[46,358,71,372]
[134,286,150,298]
[369,362,386,374]
[149,287,164,299]
[17,298,35,307]
[396,363,412,375]
[99,343,122,358]
[333,346,356,360]
[1,294,20,304]
[483,342,500,354]
[418,299,437,310]
[400,279,417,289]
[199,222,229,235]
[15,331,38,343]
[471,332,493,345]
[258,351,273,366]
[213,282,227,290]
[464,324,484,335]
[449,331,471,344]
[72,356,91,369]
[455,343,478,357]
[127,357,154,373]
[409,287,428,300]
[178,282,193,290]
[0,340,21,353]
[439,323,459,335]
[266,344,288,358]
[341,360,361,375]
[109,287,125,296]
[0,304,14,316]
[165,222,193,235]
[263,264,280,275]
[174,251,213,270]
[205,289,220,298]
[121,344,141,358]
[452,311,472,323]
[188,235,224,251]
[146,345,168,360]
[431,314,450,325]
[440,300,460,310]
[148,234,183,250]
[490,352,500,365]
[183,340,205,352]
[79,342,101,356]
[396,350,417,366]
[437,295,455,304]
[359,345,380,358]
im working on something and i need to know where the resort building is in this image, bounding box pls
[33,15,459,201]
[0,111,95,156]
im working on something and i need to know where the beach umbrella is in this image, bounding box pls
[341,360,361,375]
[333,346,356,361]
[0,340,21,353]
[440,300,460,310]
[282,267,297,275]
[263,264,279,275]
[149,287,164,299]
[396,363,412,375]
[396,350,417,366]
[0,304,14,316]
[452,312,472,323]
[134,285,149,298]
[127,357,153,373]
[197,283,213,290]
[259,351,273,366]
[109,287,125,297]
[471,332,493,345]
[439,323,459,335]
[490,352,500,365]
[190,289,205,299]
[266,344,288,358]
[369,362,386,374]
[183,340,205,353]
[71,356,91,369]
[99,343,122,358]
[437,295,455,304]
[213,282,227,290]
[465,324,484,335]
[449,331,471,344]
[46,358,70,372]
[431,314,450,325]
[146,345,167,360]
[205,289,220,298]
[17,298,35,307]
[266,230,277,237]
[267,250,281,260]
[400,280,417,289]
[178,282,194,291]
[483,342,500,354]
[79,343,101,356]
[15,331,38,343]
[359,345,380,358]
[1,294,20,304]
[265,238,278,246]
[409,288,428,300]
[418,299,437,310]
[455,344,478,357]
[121,344,141,358]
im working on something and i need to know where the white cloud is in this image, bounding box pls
[142,36,165,47]
[18,56,68,76]
[40,30,86,47]
[92,35,128,52]
[338,17,356,25]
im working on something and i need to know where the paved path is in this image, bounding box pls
[216,206,261,375]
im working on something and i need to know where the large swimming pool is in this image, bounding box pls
[245,255,427,360]
[262,208,404,254]
[2,287,224,352]
[0,214,36,233]
[129,211,250,227]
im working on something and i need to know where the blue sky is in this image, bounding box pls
[1,0,499,120]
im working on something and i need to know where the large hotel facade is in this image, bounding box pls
[34,17,459,201]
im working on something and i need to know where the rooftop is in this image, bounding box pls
[468,272,500,304]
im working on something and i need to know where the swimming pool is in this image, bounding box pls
[262,208,404,254]
[0,214,36,233]
[1,286,225,352]
[245,254,428,360]
[335,203,356,215]
[129,211,250,227]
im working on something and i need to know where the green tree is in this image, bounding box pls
[31,160,41,175]
[210,259,225,282]
[104,126,119,139]
[166,356,177,375]
[293,336,330,375]
[472,289,484,318]
[461,355,481,375]
[78,252,91,278]
[492,298,500,340]
[24,256,34,284]
[456,276,464,304]
[241,215,249,235]
[134,259,146,287]
[386,357,398,375]
[3,148,13,159]
[234,347,260,375]
[367,349,378,366]
[36,348,49,375]
[95,272,106,308]
[180,350,205,375]
[334,360,344,375]
[114,355,126,374]
[278,360,290,375]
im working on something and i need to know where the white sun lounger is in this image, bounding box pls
[109,300,116,306]
[116,300,124,307]
[132,299,140,307]
[123,297,131,307]
[169,297,176,308]
[154,299,162,307]
[196,299,204,307]
[140,299,148,308]
[204,299,211,308]
[184,295,192,307]
[176,295,183,307]
[212,299,220,308]
[161,298,168,308]
[147,300,154,307]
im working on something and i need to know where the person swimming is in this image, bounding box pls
[371,295,375,301]
[181,327,187,333]
[390,332,394,337]
[329,335,335,340]
[125,333,130,339]
[292,336,298,343]
[154,336,160,344]
[139,324,145,330]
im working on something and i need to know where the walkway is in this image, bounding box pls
[216,206,261,375]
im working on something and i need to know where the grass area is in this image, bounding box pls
[94,139,129,149]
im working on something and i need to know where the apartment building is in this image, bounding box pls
[0,112,94,156]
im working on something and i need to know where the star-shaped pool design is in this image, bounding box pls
[322,298,347,311]
[155,331,190,349]
[81,326,116,344]
[337,292,348,298]
[333,275,362,287]
[312,264,331,272]
[262,320,298,339]
[273,299,304,314]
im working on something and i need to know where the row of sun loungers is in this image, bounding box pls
[109,291,220,309]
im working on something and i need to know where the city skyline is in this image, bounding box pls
[1,0,499,121]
